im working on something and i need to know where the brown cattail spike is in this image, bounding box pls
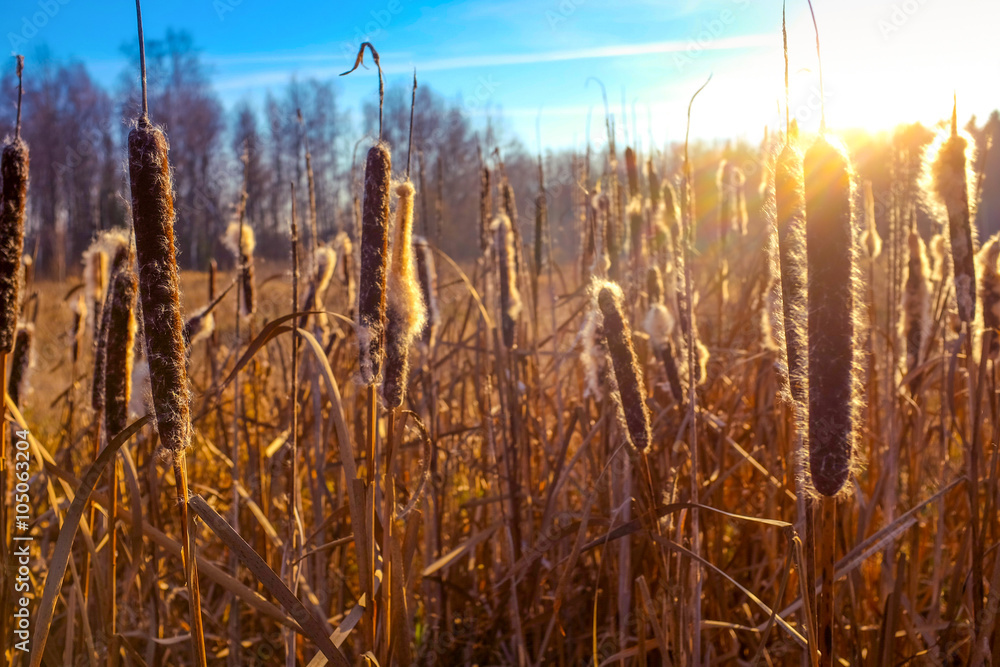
[597,282,652,453]
[381,182,427,408]
[493,214,522,348]
[774,143,809,406]
[0,90,29,353]
[978,235,1000,358]
[224,221,256,317]
[413,236,439,345]
[104,260,138,438]
[921,100,978,324]
[128,116,191,455]
[357,142,392,384]
[804,133,858,497]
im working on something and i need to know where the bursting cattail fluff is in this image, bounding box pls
[104,260,138,438]
[901,232,931,383]
[183,307,216,351]
[224,221,256,317]
[921,106,978,324]
[803,133,860,498]
[493,213,522,348]
[595,281,652,453]
[414,235,439,345]
[7,323,33,409]
[128,116,192,455]
[357,142,392,385]
[381,182,427,408]
[0,135,29,354]
[978,235,1000,359]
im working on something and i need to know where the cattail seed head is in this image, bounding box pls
[773,143,809,406]
[334,231,356,314]
[493,213,522,348]
[358,142,392,385]
[644,302,684,404]
[921,111,978,324]
[128,117,191,456]
[596,281,653,453]
[382,181,427,408]
[91,284,115,415]
[628,197,644,264]
[183,308,216,351]
[224,221,256,317]
[978,234,1000,359]
[803,133,861,498]
[7,323,33,409]
[0,137,29,354]
[104,260,138,439]
[901,231,932,382]
[413,235,439,345]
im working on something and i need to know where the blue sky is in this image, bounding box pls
[5,0,1000,149]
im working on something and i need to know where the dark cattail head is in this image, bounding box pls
[104,257,139,439]
[921,104,979,324]
[413,235,439,345]
[7,323,33,410]
[647,157,661,211]
[493,213,523,349]
[977,234,1000,359]
[91,280,115,416]
[596,281,653,454]
[382,181,427,408]
[128,116,191,456]
[358,142,392,385]
[0,134,29,354]
[224,221,256,317]
[803,133,861,498]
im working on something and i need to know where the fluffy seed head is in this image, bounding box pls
[901,231,932,384]
[128,118,191,456]
[104,260,138,438]
[596,281,653,454]
[382,181,427,408]
[224,221,256,316]
[978,234,1000,358]
[413,235,439,344]
[0,137,29,353]
[357,142,392,384]
[773,142,809,407]
[921,118,978,323]
[493,213,522,348]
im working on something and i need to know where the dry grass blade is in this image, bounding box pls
[29,414,152,667]
[187,495,351,667]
